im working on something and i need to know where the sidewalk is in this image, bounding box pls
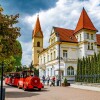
[70,84,100,92]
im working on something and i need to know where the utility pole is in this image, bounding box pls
[1,62,4,100]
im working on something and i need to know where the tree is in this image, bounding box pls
[82,57,85,82]
[76,58,80,82]
[14,40,22,67]
[0,6,21,63]
[0,6,21,73]
[34,68,39,77]
[29,62,39,76]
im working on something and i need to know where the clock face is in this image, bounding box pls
[37,32,41,36]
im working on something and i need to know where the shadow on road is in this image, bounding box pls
[27,88,49,92]
[6,91,39,98]
[4,85,17,88]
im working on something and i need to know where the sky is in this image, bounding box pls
[1,0,100,66]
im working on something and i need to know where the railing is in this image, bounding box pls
[62,57,77,62]
[75,74,100,83]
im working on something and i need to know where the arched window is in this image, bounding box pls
[67,66,74,75]
[37,42,40,47]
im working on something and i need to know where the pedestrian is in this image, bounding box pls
[50,76,55,86]
[42,75,45,84]
[46,75,50,86]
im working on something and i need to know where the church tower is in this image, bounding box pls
[32,15,43,68]
[74,8,98,58]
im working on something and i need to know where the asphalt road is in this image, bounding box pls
[4,84,100,100]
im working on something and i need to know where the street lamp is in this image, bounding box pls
[0,62,4,100]
[58,42,61,86]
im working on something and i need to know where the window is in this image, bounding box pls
[80,34,81,41]
[41,58,42,64]
[44,57,45,64]
[63,50,67,58]
[51,68,52,76]
[67,66,74,75]
[88,42,90,50]
[51,53,52,60]
[37,42,40,47]
[48,69,49,76]
[91,34,93,40]
[87,33,89,39]
[54,51,56,59]
[91,43,93,50]
[48,55,49,62]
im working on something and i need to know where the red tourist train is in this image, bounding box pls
[5,70,44,91]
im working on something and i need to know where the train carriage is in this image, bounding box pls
[5,70,44,91]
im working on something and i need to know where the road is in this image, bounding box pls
[5,84,100,100]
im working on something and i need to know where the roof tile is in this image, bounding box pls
[54,27,78,43]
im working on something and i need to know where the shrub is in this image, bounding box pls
[64,78,67,86]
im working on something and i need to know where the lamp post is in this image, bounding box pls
[0,62,4,100]
[58,43,61,86]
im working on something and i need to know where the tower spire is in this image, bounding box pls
[32,15,43,38]
[74,8,98,34]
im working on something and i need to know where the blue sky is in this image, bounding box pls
[1,0,100,66]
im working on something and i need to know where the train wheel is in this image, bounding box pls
[38,88,41,91]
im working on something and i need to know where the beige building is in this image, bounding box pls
[32,8,100,82]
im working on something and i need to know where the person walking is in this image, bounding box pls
[42,75,45,85]
[46,75,50,86]
[50,76,55,86]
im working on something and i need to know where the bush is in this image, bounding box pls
[64,78,67,86]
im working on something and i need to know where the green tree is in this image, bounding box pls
[0,6,21,73]
[76,58,80,82]
[82,57,85,82]
[14,40,22,67]
[34,68,39,77]
[0,6,20,63]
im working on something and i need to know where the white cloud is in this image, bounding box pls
[20,41,32,66]
[21,0,100,65]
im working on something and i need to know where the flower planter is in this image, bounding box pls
[62,83,70,87]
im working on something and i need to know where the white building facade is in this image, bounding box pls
[32,8,100,82]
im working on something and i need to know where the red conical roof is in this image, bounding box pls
[74,8,97,34]
[32,15,43,38]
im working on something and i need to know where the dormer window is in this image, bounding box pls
[37,42,40,47]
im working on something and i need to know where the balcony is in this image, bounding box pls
[58,57,77,62]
